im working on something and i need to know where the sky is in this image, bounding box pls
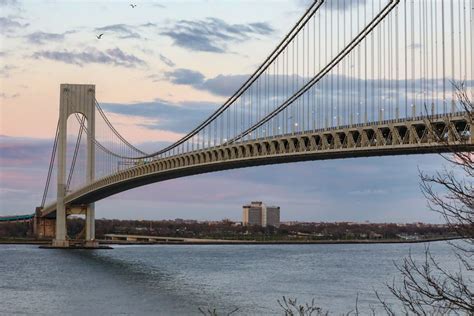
[0,0,467,223]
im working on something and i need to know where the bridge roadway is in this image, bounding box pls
[41,112,473,217]
[0,214,35,222]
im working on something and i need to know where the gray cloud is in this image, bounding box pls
[408,43,422,50]
[324,0,367,11]
[101,99,217,134]
[146,74,162,82]
[163,68,247,96]
[0,16,29,34]
[297,0,367,11]
[201,74,248,96]
[0,65,16,77]
[31,47,146,68]
[164,68,294,97]
[0,92,20,99]
[25,31,74,45]
[161,17,274,53]
[159,54,175,67]
[95,24,141,39]
[163,68,474,104]
[141,22,157,28]
[0,0,19,6]
[164,68,205,85]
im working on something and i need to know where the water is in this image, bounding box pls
[0,242,465,315]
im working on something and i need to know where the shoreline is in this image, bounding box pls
[0,236,460,246]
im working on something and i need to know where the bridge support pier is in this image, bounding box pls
[52,200,69,248]
[84,204,98,248]
[33,216,56,239]
[52,84,96,248]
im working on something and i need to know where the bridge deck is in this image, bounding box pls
[0,214,35,222]
[41,113,473,217]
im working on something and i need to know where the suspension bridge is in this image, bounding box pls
[4,0,473,247]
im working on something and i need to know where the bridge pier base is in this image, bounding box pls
[52,199,68,247]
[51,239,70,248]
[84,240,99,248]
[34,216,56,239]
[84,203,97,248]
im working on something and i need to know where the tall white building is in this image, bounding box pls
[242,201,280,227]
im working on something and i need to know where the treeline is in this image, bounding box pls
[0,222,32,238]
[74,219,460,240]
[280,222,454,240]
[0,218,457,241]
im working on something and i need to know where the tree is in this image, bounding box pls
[278,296,329,316]
[379,84,474,314]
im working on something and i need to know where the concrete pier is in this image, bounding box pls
[52,84,96,248]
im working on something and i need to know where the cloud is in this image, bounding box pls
[323,0,367,11]
[164,68,302,97]
[97,112,185,144]
[0,16,29,34]
[0,92,20,99]
[146,74,162,82]
[408,43,422,50]
[101,99,217,134]
[141,22,158,28]
[0,64,16,77]
[163,67,474,104]
[201,74,248,96]
[151,3,165,8]
[0,0,19,7]
[164,68,205,85]
[31,47,146,68]
[161,17,274,53]
[95,24,141,39]
[25,31,74,45]
[163,68,247,96]
[159,53,175,67]
[0,136,52,167]
[297,0,367,11]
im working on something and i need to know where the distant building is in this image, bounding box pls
[242,201,280,227]
[265,206,280,227]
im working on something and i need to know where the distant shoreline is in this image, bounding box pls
[101,236,461,245]
[0,236,460,246]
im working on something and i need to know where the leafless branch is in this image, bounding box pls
[380,83,474,314]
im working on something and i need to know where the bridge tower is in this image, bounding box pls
[52,84,97,248]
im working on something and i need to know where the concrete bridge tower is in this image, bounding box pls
[52,84,97,248]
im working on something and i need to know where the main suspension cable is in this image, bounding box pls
[41,120,59,207]
[95,100,148,155]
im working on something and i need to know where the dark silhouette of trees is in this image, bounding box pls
[278,296,329,316]
[379,85,473,314]
[0,222,30,238]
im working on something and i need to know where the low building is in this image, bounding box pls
[242,201,280,227]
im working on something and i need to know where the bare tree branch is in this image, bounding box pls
[380,82,474,314]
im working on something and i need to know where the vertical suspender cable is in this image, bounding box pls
[451,0,456,112]
[395,3,399,119]
[365,1,368,123]
[404,0,408,117]
[67,114,86,191]
[441,0,446,113]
